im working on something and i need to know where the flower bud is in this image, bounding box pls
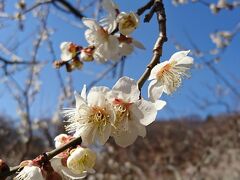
[117,12,139,35]
[67,147,96,175]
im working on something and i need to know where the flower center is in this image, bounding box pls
[97,27,109,41]
[121,16,136,29]
[156,61,184,94]
[68,43,81,57]
[113,98,132,122]
[88,106,110,127]
[156,63,172,80]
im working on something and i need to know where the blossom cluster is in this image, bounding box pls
[12,0,194,179]
[63,76,166,148]
[14,47,194,178]
[14,52,194,180]
[53,0,144,72]
[14,134,96,180]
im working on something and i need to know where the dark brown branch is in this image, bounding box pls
[136,0,154,16]
[22,0,53,15]
[137,0,168,90]
[0,136,82,178]
[54,0,85,19]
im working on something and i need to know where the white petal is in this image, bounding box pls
[112,76,140,102]
[148,80,164,101]
[154,100,166,110]
[119,43,133,56]
[62,168,87,179]
[169,50,190,62]
[107,20,118,34]
[132,39,145,49]
[74,91,87,110]
[113,121,138,147]
[61,53,72,61]
[87,86,110,107]
[101,0,119,14]
[60,42,72,61]
[163,85,171,95]
[84,29,95,45]
[96,123,112,145]
[14,166,44,180]
[80,84,87,101]
[136,123,146,137]
[54,134,69,148]
[134,99,157,126]
[74,124,97,146]
[148,62,169,80]
[176,56,194,66]
[50,158,64,172]
[82,18,99,30]
[60,42,70,50]
[93,46,108,63]
[107,35,119,55]
[117,12,139,36]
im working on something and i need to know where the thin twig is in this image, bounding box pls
[137,0,168,90]
[0,56,37,65]
[0,136,82,178]
[22,0,53,14]
[136,0,154,16]
[54,0,85,19]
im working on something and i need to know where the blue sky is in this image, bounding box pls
[0,0,239,120]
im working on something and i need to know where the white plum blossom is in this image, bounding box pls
[54,134,73,148]
[14,165,44,180]
[107,76,166,147]
[67,147,96,175]
[148,50,194,100]
[116,35,145,57]
[101,1,139,36]
[117,12,139,36]
[83,18,119,62]
[60,42,80,61]
[210,31,232,48]
[63,85,115,146]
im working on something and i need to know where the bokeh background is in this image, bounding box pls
[0,0,240,179]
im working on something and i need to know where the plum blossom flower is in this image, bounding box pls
[210,31,232,48]
[116,12,139,36]
[14,164,44,180]
[83,18,119,62]
[148,50,194,100]
[54,134,73,148]
[67,147,96,175]
[101,0,139,36]
[107,76,166,147]
[63,85,115,146]
[60,42,81,61]
[117,35,145,57]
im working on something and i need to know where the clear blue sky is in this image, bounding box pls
[0,0,239,120]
